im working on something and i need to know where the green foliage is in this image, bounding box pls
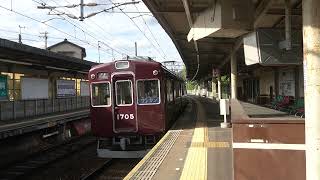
[177,66,198,90]
[186,81,197,90]
[177,66,187,81]
[220,75,230,85]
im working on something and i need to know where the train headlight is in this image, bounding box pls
[153,70,158,76]
[90,74,96,80]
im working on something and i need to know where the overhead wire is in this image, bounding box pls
[190,54,200,81]
[107,0,167,61]
[49,0,133,55]
[71,0,136,54]
[0,27,80,41]
[0,27,99,49]
[0,4,114,57]
[9,38,43,42]
[133,4,167,60]
[3,0,170,61]
[32,0,128,57]
[41,0,123,55]
[1,1,124,61]
[0,28,41,37]
[44,0,167,60]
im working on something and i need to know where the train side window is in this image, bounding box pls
[137,79,160,105]
[91,82,111,107]
[116,80,133,106]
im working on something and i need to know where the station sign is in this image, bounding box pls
[0,75,8,100]
[56,79,76,98]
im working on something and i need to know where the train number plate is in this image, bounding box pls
[116,113,134,120]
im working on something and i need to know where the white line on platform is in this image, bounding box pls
[233,142,305,150]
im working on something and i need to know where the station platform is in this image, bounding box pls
[238,101,303,119]
[231,99,305,180]
[0,109,89,139]
[125,96,233,180]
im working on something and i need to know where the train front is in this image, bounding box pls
[88,59,164,158]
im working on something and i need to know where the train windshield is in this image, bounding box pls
[116,80,133,105]
[91,82,111,106]
[137,79,160,105]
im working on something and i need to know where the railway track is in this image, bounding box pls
[0,136,96,180]
[80,159,113,180]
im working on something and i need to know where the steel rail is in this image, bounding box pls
[0,136,96,180]
[80,159,113,180]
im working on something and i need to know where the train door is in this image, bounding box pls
[112,73,137,133]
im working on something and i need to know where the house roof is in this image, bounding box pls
[47,38,86,57]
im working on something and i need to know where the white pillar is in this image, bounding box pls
[217,75,222,100]
[285,0,292,50]
[303,1,320,179]
[212,79,217,99]
[231,54,238,99]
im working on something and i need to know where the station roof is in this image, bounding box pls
[143,0,302,80]
[0,38,96,73]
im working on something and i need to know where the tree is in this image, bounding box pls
[177,66,187,81]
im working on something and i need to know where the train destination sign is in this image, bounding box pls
[97,72,109,80]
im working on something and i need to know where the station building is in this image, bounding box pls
[0,38,96,138]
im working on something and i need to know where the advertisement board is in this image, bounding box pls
[0,75,8,101]
[56,79,76,98]
[21,77,49,100]
[279,69,295,97]
[80,81,89,96]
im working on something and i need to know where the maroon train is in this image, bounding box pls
[89,57,186,158]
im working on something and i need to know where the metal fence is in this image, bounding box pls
[0,96,90,121]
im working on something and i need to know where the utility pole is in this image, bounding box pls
[135,42,138,56]
[98,41,101,63]
[18,25,25,44]
[112,49,114,60]
[80,0,84,21]
[40,31,49,49]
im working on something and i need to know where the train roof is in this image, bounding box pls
[90,57,184,82]
[91,57,159,70]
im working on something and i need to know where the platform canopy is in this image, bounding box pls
[143,0,302,80]
[0,38,96,73]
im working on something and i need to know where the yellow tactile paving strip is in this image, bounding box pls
[180,120,207,180]
[180,99,230,180]
[190,141,230,148]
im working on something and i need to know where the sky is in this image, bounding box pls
[0,0,182,63]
